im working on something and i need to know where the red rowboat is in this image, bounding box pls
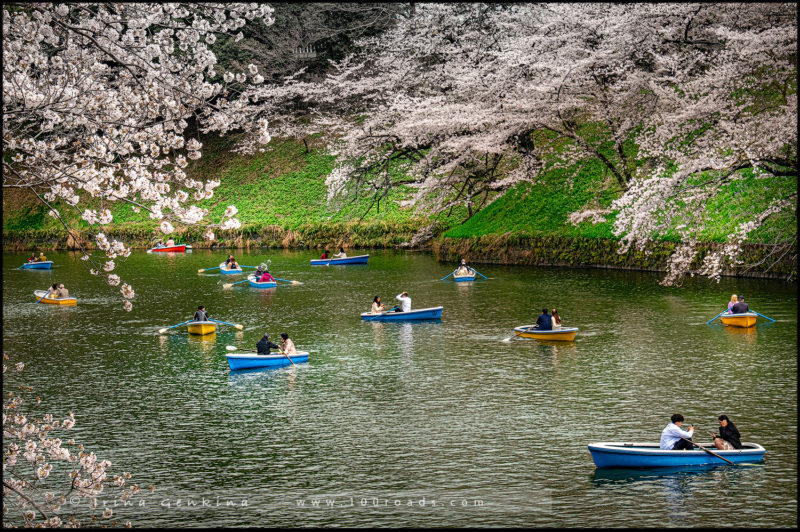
[148,244,191,253]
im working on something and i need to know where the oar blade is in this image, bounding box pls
[158,328,168,334]
[226,345,238,351]
[235,324,243,330]
[223,283,233,289]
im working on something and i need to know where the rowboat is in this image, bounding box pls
[148,244,191,253]
[513,325,579,341]
[186,320,217,335]
[21,261,53,270]
[587,442,766,468]
[226,351,310,370]
[247,274,277,288]
[453,270,476,282]
[33,290,77,306]
[310,254,369,266]
[218,262,243,275]
[361,306,443,321]
[720,311,757,328]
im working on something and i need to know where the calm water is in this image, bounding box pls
[2,249,797,527]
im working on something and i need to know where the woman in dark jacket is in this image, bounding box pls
[711,415,742,450]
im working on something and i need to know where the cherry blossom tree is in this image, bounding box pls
[3,2,275,310]
[249,2,796,283]
[3,354,152,527]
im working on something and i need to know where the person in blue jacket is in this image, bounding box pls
[535,308,552,330]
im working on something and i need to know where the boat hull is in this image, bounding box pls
[514,326,578,341]
[588,442,766,468]
[310,254,369,265]
[454,275,476,282]
[247,274,277,288]
[33,290,76,306]
[149,245,189,253]
[226,351,310,370]
[361,306,443,321]
[186,321,217,335]
[22,261,53,270]
[218,262,243,275]
[720,312,757,328]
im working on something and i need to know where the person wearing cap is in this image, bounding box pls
[257,334,280,355]
[280,333,297,355]
[395,292,411,312]
[193,305,209,321]
[731,296,749,314]
[660,413,694,450]
[534,308,552,330]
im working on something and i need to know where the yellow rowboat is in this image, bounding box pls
[513,325,579,341]
[720,312,757,328]
[186,321,217,335]
[33,290,77,306]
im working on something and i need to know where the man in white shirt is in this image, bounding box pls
[660,413,694,450]
[395,292,411,312]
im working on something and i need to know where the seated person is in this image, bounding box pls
[455,259,471,276]
[333,247,347,259]
[37,252,47,262]
[280,333,297,355]
[166,238,175,247]
[727,294,738,311]
[257,333,280,355]
[154,241,165,248]
[45,283,59,299]
[228,258,239,270]
[193,305,209,322]
[710,415,742,450]
[551,309,562,330]
[371,296,386,314]
[534,308,552,330]
[320,250,329,259]
[259,270,275,283]
[254,266,264,279]
[730,296,749,314]
[56,284,69,298]
[27,253,36,262]
[660,414,694,450]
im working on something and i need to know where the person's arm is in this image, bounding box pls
[670,424,694,439]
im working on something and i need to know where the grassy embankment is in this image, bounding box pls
[3,131,796,278]
[2,134,463,250]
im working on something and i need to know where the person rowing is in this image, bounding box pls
[455,259,472,276]
[193,305,209,322]
[660,413,694,450]
[280,333,297,355]
[532,308,552,330]
[333,247,347,259]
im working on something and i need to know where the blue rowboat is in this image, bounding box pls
[587,442,766,468]
[247,274,277,288]
[454,273,476,282]
[218,262,243,275]
[226,351,310,370]
[21,261,53,270]
[361,306,443,321]
[310,254,369,266]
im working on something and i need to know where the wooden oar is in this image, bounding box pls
[226,345,296,366]
[472,269,488,280]
[223,278,251,289]
[209,318,244,330]
[440,271,455,281]
[198,266,221,273]
[274,277,302,285]
[158,319,193,334]
[240,265,258,269]
[706,309,727,324]
[502,324,538,342]
[751,310,775,322]
[679,436,734,465]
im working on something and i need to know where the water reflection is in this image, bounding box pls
[398,322,414,357]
